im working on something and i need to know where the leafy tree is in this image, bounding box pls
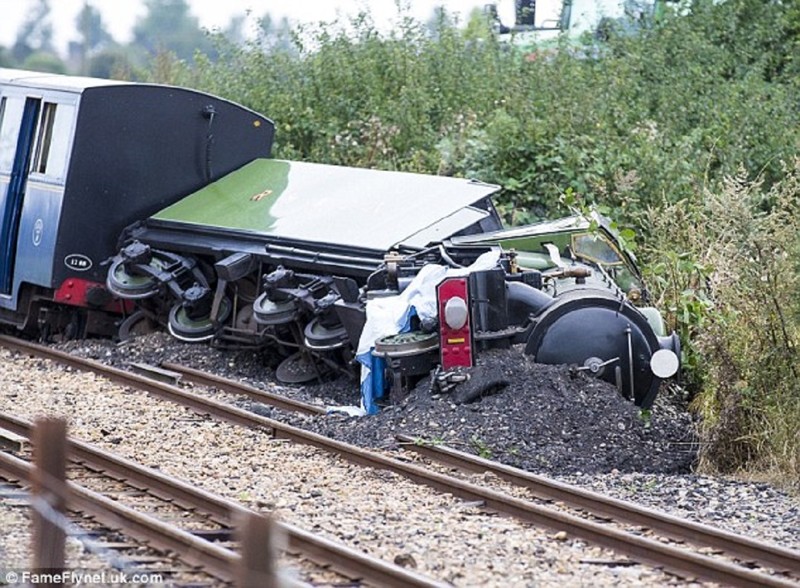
[222,15,248,46]
[87,48,136,79]
[463,7,496,40]
[132,0,216,62]
[12,0,55,65]
[73,2,113,74]
[256,14,295,53]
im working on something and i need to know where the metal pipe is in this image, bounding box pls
[626,326,634,401]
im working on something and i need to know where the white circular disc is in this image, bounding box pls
[650,349,679,379]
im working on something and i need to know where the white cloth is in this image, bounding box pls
[355,250,501,414]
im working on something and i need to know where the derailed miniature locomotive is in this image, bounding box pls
[106,159,679,410]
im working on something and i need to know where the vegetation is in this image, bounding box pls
[0,0,261,77]
[2,0,798,483]
[645,163,799,481]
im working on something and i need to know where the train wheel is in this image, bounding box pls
[252,293,298,325]
[303,317,348,350]
[106,258,163,299]
[374,331,439,356]
[118,310,157,341]
[168,297,232,343]
[63,311,87,340]
[372,331,440,401]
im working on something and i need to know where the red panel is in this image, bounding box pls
[54,278,132,313]
[437,277,473,369]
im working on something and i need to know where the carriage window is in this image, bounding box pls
[0,96,26,172]
[31,102,74,178]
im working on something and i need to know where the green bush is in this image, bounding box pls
[150,4,799,223]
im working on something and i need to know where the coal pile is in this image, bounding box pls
[275,347,699,476]
[58,334,698,476]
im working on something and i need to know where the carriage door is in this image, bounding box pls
[0,95,41,294]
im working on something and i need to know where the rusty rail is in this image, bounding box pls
[161,352,800,578]
[397,434,800,575]
[162,361,326,416]
[0,450,239,580]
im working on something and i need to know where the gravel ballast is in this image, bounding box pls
[1,345,690,587]
[63,334,698,476]
[54,334,800,544]
[3,332,799,585]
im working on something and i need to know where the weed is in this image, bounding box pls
[639,409,652,429]
[414,436,445,447]
[470,435,493,459]
[643,161,800,482]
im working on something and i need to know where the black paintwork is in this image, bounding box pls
[54,84,274,286]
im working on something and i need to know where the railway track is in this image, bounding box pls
[0,410,448,587]
[2,334,799,587]
[162,359,800,582]
[0,451,239,583]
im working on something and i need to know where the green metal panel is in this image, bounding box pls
[451,214,645,293]
[154,158,286,231]
[451,216,589,270]
[153,159,500,251]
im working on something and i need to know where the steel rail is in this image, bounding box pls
[160,361,327,415]
[0,450,238,580]
[397,434,800,576]
[158,357,800,576]
[0,411,447,588]
[0,335,796,588]
[0,411,248,524]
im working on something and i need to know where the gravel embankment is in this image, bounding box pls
[3,332,799,586]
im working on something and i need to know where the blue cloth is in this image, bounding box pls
[357,306,416,414]
[354,250,500,415]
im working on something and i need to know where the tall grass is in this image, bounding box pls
[643,162,800,482]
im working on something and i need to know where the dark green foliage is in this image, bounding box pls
[168,11,520,172]
[154,3,798,229]
[73,3,115,76]
[86,48,137,80]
